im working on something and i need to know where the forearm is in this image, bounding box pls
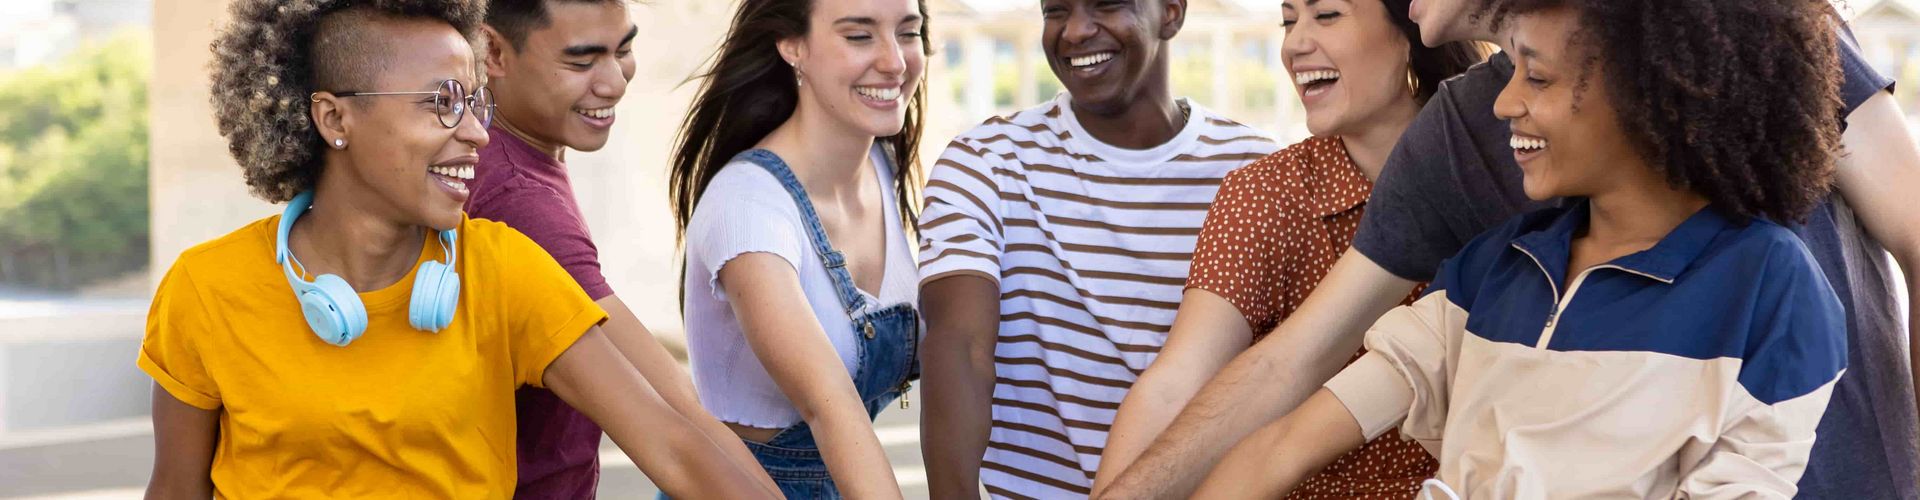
[1094,367,1208,495]
[1101,341,1351,499]
[595,296,775,493]
[1191,423,1316,498]
[1095,290,1251,496]
[615,425,773,499]
[548,330,776,499]
[920,324,997,498]
[646,358,773,495]
[1191,389,1366,499]
[1105,249,1416,498]
[800,397,905,500]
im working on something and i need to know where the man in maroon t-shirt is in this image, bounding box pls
[473,1,771,497]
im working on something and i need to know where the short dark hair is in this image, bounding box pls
[486,0,630,50]
[1504,0,1843,222]
[209,0,484,203]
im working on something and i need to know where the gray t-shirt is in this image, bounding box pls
[1353,34,1916,499]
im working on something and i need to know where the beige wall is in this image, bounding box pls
[149,0,270,279]
[148,1,797,333]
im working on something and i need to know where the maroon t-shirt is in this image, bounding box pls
[466,125,610,499]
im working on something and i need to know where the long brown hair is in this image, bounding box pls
[669,0,930,247]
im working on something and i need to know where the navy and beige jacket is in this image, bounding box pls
[1324,200,1847,498]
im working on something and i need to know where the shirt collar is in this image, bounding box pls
[1510,198,1736,286]
[1303,136,1373,218]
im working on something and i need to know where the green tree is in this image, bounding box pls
[0,31,150,289]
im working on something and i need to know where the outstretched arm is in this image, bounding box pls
[1192,388,1368,498]
[919,274,1001,499]
[1097,249,1415,499]
[546,327,781,499]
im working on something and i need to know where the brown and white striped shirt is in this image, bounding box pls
[918,93,1277,499]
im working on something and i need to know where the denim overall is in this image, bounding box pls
[698,149,920,499]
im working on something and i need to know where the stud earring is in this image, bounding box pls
[333,138,346,149]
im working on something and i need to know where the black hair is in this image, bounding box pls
[1502,0,1843,221]
[209,0,484,202]
[485,0,631,50]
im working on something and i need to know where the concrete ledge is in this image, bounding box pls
[0,312,149,436]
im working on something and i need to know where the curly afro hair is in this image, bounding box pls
[209,0,485,203]
[1496,0,1844,222]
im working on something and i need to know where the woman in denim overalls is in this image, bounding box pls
[667,0,931,497]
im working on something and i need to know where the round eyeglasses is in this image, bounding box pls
[313,79,494,129]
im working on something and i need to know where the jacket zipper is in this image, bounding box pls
[1512,245,1670,349]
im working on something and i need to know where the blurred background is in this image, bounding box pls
[0,0,1915,497]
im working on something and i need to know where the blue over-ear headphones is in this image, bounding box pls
[276,191,462,346]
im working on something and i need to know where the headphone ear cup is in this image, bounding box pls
[434,270,460,330]
[305,274,368,346]
[410,261,458,332]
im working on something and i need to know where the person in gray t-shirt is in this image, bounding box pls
[1106,2,1920,499]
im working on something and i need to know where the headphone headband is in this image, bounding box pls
[276,191,461,345]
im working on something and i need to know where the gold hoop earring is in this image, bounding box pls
[1406,67,1421,98]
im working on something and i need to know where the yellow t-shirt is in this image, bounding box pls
[137,215,608,499]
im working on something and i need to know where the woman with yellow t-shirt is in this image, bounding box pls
[137,1,779,498]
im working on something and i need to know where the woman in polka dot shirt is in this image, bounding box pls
[1094,0,1488,498]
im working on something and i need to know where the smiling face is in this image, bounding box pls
[1491,5,1636,202]
[485,0,637,154]
[1282,0,1419,137]
[781,0,927,139]
[323,16,491,230]
[1040,0,1180,116]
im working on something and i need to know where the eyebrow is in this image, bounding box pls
[832,14,924,26]
[1517,44,1540,60]
[1510,35,1537,59]
[560,26,640,57]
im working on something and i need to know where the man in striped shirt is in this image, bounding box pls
[916,1,1277,497]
